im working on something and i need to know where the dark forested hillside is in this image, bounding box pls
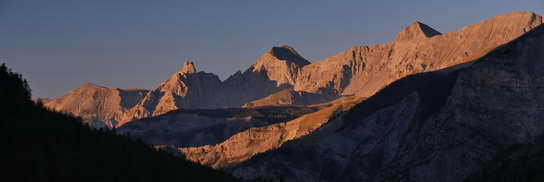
[0,63,238,182]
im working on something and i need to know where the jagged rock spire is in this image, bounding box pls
[181,61,198,74]
[396,21,441,41]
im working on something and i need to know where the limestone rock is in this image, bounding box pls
[242,88,337,107]
[177,97,362,169]
[252,46,310,86]
[180,61,198,74]
[121,61,223,125]
[46,12,543,130]
[226,19,544,182]
[117,106,319,147]
[395,21,441,41]
[44,83,148,128]
[295,12,543,98]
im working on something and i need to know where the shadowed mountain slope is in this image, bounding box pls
[242,88,337,108]
[463,135,544,182]
[178,96,362,169]
[117,105,319,147]
[223,22,544,182]
[0,64,238,182]
[44,12,543,128]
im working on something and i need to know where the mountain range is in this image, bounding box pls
[44,12,542,128]
[40,12,544,182]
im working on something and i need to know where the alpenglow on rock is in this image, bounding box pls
[42,11,544,182]
[181,61,198,74]
[109,11,543,181]
[45,12,543,129]
[208,13,544,182]
[395,21,441,41]
[121,61,223,125]
[44,83,148,128]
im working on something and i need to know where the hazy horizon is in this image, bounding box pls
[2,0,543,98]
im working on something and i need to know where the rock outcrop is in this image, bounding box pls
[39,11,544,182]
[223,20,544,182]
[117,106,319,147]
[178,96,362,168]
[121,47,312,124]
[294,12,543,98]
[251,45,310,86]
[44,83,148,128]
[242,88,337,108]
[216,45,311,107]
[45,12,543,129]
[193,12,540,112]
[395,21,441,41]
[121,62,223,124]
[107,11,544,181]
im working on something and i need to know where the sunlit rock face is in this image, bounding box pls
[44,83,148,128]
[117,105,320,148]
[44,11,544,182]
[121,62,224,125]
[177,96,362,169]
[223,14,544,182]
[46,12,542,131]
[294,12,543,98]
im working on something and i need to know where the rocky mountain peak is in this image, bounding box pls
[247,45,311,86]
[46,12,544,132]
[258,45,310,67]
[180,61,198,74]
[396,21,441,41]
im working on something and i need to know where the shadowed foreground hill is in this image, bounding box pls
[0,64,238,182]
[464,138,544,182]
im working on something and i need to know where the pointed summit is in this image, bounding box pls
[249,45,310,86]
[396,21,441,41]
[180,61,198,74]
[262,45,310,67]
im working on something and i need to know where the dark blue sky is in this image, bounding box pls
[2,0,543,98]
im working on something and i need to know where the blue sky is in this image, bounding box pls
[2,0,543,98]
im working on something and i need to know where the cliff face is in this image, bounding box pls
[224,22,544,182]
[123,46,313,123]
[178,96,362,169]
[251,45,310,86]
[295,12,543,98]
[45,12,543,129]
[217,46,311,108]
[130,12,542,114]
[41,11,544,181]
[117,106,319,147]
[44,83,147,128]
[121,62,224,125]
[241,88,337,108]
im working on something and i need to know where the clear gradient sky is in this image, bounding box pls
[2,0,543,98]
